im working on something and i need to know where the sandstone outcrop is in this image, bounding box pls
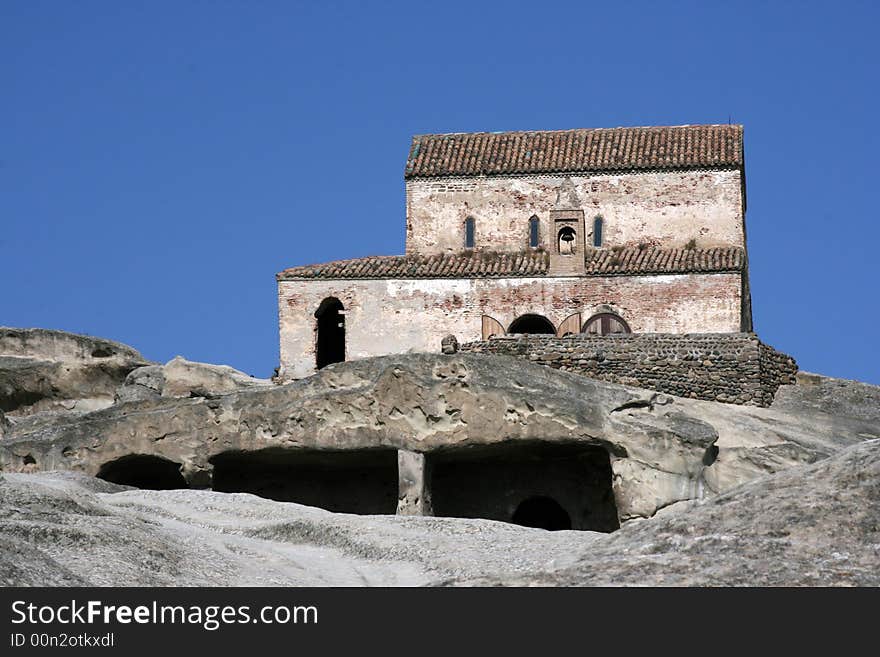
[115,356,271,403]
[2,352,724,519]
[2,343,877,523]
[0,327,152,417]
[1,327,878,586]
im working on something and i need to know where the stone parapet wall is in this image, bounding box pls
[459,333,797,407]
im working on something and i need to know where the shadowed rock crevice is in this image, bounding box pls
[96,454,188,490]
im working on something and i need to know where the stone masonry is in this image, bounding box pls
[459,333,798,406]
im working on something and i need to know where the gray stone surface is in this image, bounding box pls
[1,439,876,586]
[116,356,270,403]
[457,439,880,586]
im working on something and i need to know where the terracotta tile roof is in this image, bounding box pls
[405,124,743,179]
[277,246,744,280]
[277,251,550,280]
[584,246,745,276]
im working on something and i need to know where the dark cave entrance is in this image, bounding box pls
[428,442,619,532]
[511,496,572,531]
[315,297,345,369]
[507,314,556,335]
[96,454,188,490]
[210,448,398,515]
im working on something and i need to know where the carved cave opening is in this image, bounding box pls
[508,314,556,335]
[210,448,399,515]
[96,454,188,490]
[511,496,572,531]
[315,297,345,370]
[428,442,619,532]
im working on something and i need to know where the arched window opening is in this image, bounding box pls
[315,297,345,369]
[529,216,540,248]
[96,454,188,490]
[582,312,631,336]
[593,216,604,247]
[511,496,572,531]
[464,217,475,248]
[557,227,576,255]
[508,314,556,335]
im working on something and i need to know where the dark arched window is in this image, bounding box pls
[593,216,603,247]
[315,297,345,369]
[464,217,475,248]
[508,314,556,334]
[582,312,631,336]
[529,216,539,248]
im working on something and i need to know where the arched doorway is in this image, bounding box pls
[315,297,345,369]
[582,312,631,336]
[511,496,572,531]
[96,454,188,490]
[508,314,556,335]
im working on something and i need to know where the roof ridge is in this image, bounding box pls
[412,124,742,139]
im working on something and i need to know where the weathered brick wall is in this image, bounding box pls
[458,333,797,407]
[406,169,745,255]
[278,273,743,379]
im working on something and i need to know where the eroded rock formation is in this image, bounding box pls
[0,327,152,417]
[1,328,877,536]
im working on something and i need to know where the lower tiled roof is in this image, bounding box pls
[276,247,744,280]
[277,251,550,280]
[585,246,745,275]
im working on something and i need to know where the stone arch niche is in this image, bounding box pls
[315,297,345,369]
[508,314,556,335]
[582,312,631,336]
[428,441,619,532]
[96,454,188,490]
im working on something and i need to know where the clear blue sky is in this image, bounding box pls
[3,1,878,384]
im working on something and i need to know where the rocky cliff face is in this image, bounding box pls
[0,328,877,586]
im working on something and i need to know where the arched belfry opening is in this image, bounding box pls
[508,314,556,335]
[511,496,572,531]
[96,454,188,490]
[315,297,345,369]
[557,226,577,255]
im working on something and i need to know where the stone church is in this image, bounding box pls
[277,124,750,380]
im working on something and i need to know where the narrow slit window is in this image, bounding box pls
[529,216,539,247]
[593,217,603,247]
[465,217,475,248]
